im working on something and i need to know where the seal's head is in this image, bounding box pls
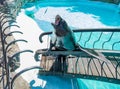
[55,15,62,25]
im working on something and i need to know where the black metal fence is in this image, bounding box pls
[38,28,120,84]
[0,6,42,89]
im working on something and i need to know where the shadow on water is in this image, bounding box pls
[29,75,78,89]
[30,80,42,89]
[35,75,77,89]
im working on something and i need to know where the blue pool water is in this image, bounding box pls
[24,0,120,27]
[24,0,120,50]
[22,0,120,89]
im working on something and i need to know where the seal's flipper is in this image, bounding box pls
[78,46,110,63]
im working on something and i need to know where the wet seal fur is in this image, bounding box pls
[51,15,77,50]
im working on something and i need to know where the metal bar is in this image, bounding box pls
[106,63,115,78]
[0,16,14,23]
[84,32,92,47]
[101,62,107,77]
[93,32,103,48]
[1,20,16,27]
[4,31,23,42]
[115,62,120,79]
[112,41,120,50]
[0,17,9,89]
[5,39,28,51]
[39,29,120,44]
[8,50,33,65]
[36,49,120,58]
[102,32,114,49]
[92,59,100,76]
[11,66,43,89]
[75,57,79,73]
[87,58,92,75]
[81,58,87,74]
[76,32,82,43]
[2,25,20,34]
[107,56,120,77]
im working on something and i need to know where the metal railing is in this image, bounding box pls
[39,28,120,50]
[37,28,120,84]
[0,6,43,89]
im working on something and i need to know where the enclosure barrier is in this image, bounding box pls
[36,28,120,84]
[0,1,43,89]
[0,5,42,89]
[39,28,120,50]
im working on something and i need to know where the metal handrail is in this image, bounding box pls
[11,66,43,89]
[39,28,120,51]
[102,32,114,49]
[1,20,16,27]
[93,32,103,48]
[0,8,28,89]
[2,25,20,34]
[4,31,23,42]
[37,29,120,84]
[5,39,28,51]
[8,50,33,64]
[84,32,92,47]
[0,4,33,89]
[39,28,120,43]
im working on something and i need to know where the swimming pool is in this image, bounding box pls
[25,0,120,27]
[21,0,120,89]
[24,0,120,51]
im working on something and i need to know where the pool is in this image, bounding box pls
[24,0,120,50]
[20,0,120,89]
[25,0,120,27]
